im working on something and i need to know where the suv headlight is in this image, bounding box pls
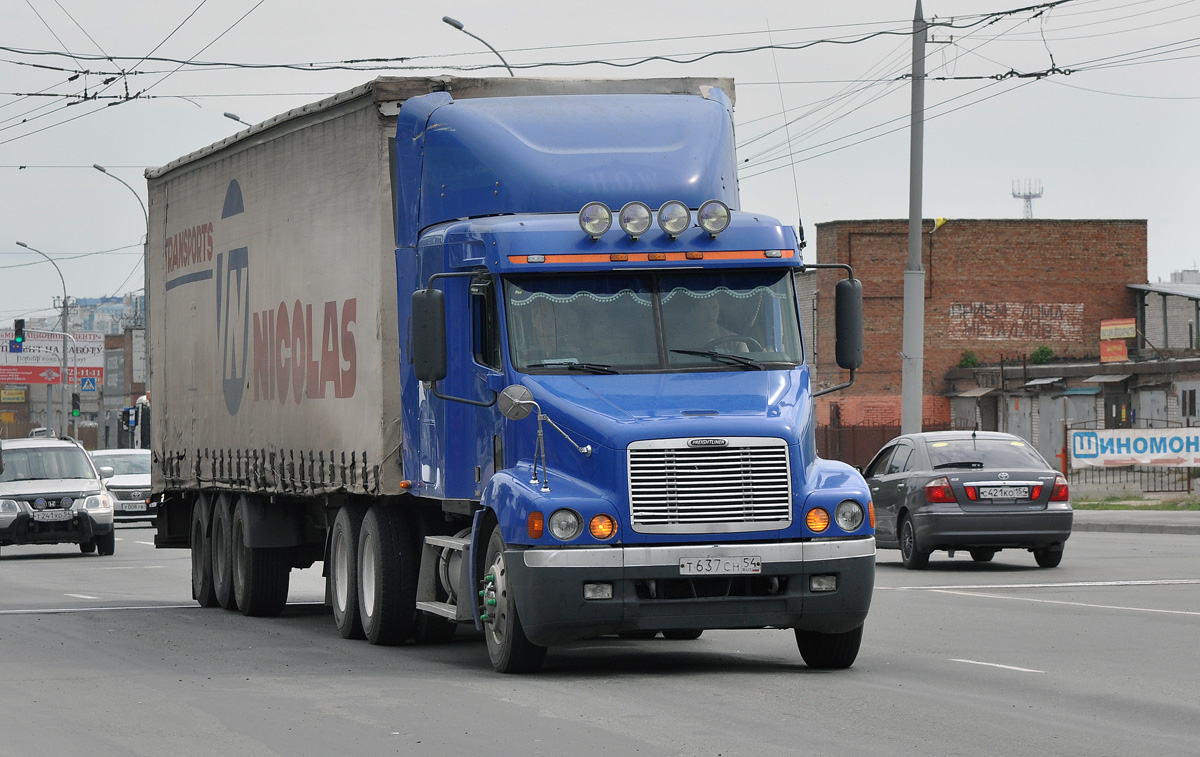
[0,499,21,514]
[82,493,113,510]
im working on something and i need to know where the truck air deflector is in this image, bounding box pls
[405,93,738,235]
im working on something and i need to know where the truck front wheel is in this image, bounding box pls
[329,504,365,639]
[795,624,864,669]
[357,506,416,645]
[481,527,546,673]
[231,498,290,617]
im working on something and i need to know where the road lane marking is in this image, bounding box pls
[883,579,1200,591]
[952,659,1044,673]
[99,565,167,570]
[930,589,1200,616]
[0,604,199,615]
[136,541,155,546]
[64,593,99,600]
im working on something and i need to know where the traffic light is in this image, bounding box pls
[71,392,80,417]
[13,318,24,344]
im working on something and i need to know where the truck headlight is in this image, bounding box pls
[579,201,611,240]
[657,200,691,238]
[618,201,652,240]
[834,500,865,531]
[697,199,730,237]
[548,509,583,541]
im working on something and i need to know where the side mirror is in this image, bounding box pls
[834,277,863,371]
[412,288,447,382]
[497,385,535,421]
[99,466,115,479]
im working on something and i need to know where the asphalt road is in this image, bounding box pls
[1,524,1197,757]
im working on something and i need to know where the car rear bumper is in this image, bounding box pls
[0,512,114,546]
[503,538,876,646]
[912,508,1073,550]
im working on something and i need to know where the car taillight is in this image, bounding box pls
[1049,474,1069,502]
[924,476,957,503]
[964,485,978,501]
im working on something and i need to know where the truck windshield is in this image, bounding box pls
[505,270,804,373]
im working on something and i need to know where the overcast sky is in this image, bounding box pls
[3,0,1198,326]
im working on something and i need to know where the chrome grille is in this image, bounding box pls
[628,437,792,534]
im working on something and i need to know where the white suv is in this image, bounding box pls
[0,437,116,556]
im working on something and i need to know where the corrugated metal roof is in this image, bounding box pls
[1083,374,1132,383]
[1023,377,1063,387]
[1128,282,1200,301]
[955,387,996,397]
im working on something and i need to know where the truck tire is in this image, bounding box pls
[211,495,238,611]
[329,504,366,639]
[95,529,116,556]
[232,498,291,617]
[795,624,863,669]
[482,526,546,673]
[191,496,219,607]
[357,506,416,646]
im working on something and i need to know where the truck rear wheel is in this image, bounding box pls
[795,624,863,669]
[329,504,366,639]
[191,496,219,607]
[357,506,416,645]
[211,495,238,611]
[232,498,290,617]
[482,526,546,673]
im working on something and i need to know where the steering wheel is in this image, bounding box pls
[704,335,763,351]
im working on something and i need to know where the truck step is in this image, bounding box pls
[425,535,470,551]
[416,600,459,620]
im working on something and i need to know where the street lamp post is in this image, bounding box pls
[15,241,70,437]
[94,164,150,448]
[442,16,515,77]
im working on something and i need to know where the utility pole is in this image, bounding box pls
[1012,179,1043,219]
[901,0,927,435]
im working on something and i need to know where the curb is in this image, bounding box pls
[1072,522,1200,536]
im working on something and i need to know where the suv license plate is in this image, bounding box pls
[679,556,762,575]
[32,510,72,522]
[979,486,1030,499]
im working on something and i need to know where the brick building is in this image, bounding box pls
[811,219,1148,428]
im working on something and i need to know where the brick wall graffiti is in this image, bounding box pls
[946,302,1084,341]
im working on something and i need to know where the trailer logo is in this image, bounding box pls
[216,180,250,415]
[688,438,727,448]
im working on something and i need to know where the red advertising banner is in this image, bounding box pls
[1100,339,1129,363]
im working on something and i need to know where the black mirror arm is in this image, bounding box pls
[430,381,497,407]
[812,368,856,399]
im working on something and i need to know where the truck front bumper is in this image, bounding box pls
[504,538,875,647]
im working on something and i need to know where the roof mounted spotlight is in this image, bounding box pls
[618,201,652,241]
[697,199,731,238]
[579,201,612,240]
[657,200,690,239]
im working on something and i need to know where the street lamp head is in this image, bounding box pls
[17,240,29,249]
[224,112,250,127]
[442,16,464,29]
[93,164,108,173]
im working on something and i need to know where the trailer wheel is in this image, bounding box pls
[329,504,366,639]
[191,496,219,607]
[211,495,238,610]
[231,498,290,617]
[357,506,416,645]
[795,624,864,669]
[481,526,546,673]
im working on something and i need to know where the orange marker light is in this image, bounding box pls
[868,501,875,529]
[806,508,831,532]
[527,512,545,539]
[685,251,704,260]
[609,253,629,262]
[589,514,617,540]
[648,252,666,261]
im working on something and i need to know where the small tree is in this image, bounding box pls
[1030,345,1054,364]
[958,350,979,369]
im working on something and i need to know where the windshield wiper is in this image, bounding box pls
[529,360,619,375]
[670,349,764,370]
[933,461,985,469]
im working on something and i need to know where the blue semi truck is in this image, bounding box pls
[149,76,872,673]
